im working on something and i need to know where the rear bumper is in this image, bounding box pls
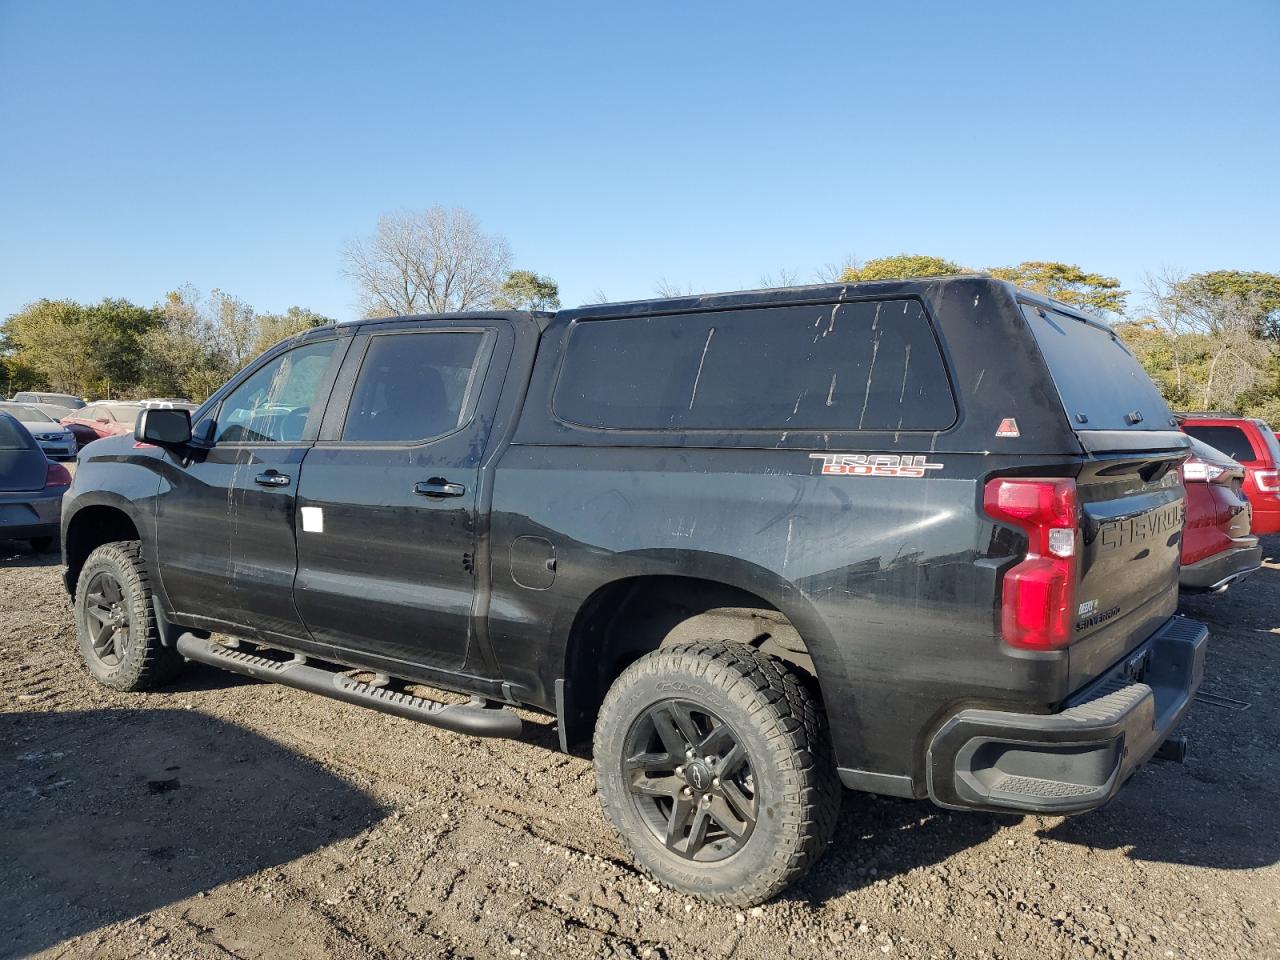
[0,490,62,541]
[1250,499,1280,535]
[926,615,1207,815]
[1180,537,1262,592]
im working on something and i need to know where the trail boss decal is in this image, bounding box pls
[810,453,944,478]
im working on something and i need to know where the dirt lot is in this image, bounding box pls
[2,542,1279,960]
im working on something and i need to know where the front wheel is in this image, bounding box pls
[594,642,839,905]
[75,540,183,690]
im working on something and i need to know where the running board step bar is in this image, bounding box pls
[175,633,522,739]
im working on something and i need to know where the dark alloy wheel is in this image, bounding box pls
[623,699,757,862]
[83,570,133,668]
[75,540,183,691]
[594,642,840,905]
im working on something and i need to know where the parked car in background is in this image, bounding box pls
[1180,436,1261,592]
[60,401,145,448]
[138,397,196,409]
[1178,413,1280,534]
[11,391,85,416]
[0,412,71,552]
[0,403,77,460]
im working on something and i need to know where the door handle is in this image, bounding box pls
[414,478,466,499]
[255,470,291,487]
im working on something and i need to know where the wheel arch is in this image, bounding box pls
[554,562,843,749]
[62,494,147,596]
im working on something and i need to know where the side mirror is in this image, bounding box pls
[135,407,192,446]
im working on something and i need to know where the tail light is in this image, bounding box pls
[1183,457,1229,484]
[1254,469,1280,495]
[45,462,73,489]
[984,477,1080,651]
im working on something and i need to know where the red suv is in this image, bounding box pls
[1179,436,1262,591]
[1179,413,1280,534]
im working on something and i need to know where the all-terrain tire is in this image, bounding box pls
[75,540,184,691]
[594,641,840,905]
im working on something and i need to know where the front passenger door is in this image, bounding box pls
[155,336,345,644]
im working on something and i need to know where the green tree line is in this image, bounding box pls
[826,254,1280,423]
[0,287,333,401]
[4,232,1277,425]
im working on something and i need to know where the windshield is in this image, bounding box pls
[0,403,55,422]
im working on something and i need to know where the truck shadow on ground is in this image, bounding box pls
[0,541,62,569]
[0,709,387,960]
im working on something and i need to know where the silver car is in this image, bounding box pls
[10,391,85,415]
[0,403,78,460]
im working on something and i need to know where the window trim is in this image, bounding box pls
[547,296,959,435]
[318,327,497,449]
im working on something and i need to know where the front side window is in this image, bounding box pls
[554,300,956,432]
[341,332,485,442]
[215,340,337,444]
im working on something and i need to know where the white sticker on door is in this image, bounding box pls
[300,506,324,533]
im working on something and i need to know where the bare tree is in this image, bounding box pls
[758,268,800,289]
[1141,266,1274,411]
[343,206,513,317]
[654,277,695,298]
[814,255,862,283]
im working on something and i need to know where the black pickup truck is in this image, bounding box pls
[62,277,1206,904]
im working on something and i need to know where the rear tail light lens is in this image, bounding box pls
[984,478,1080,651]
[45,462,73,489]
[1183,457,1228,484]
[1254,469,1280,494]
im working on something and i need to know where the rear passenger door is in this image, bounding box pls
[293,320,510,674]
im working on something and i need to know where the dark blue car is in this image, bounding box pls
[0,412,71,552]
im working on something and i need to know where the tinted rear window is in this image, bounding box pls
[0,415,33,450]
[1182,424,1260,463]
[342,332,484,442]
[555,300,956,431]
[1021,304,1173,430]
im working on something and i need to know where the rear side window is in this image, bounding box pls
[342,332,485,442]
[555,300,956,431]
[0,415,32,450]
[1021,304,1173,430]
[1181,424,1259,463]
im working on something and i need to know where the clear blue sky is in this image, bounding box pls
[1,1,1277,321]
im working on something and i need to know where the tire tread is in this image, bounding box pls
[594,641,840,905]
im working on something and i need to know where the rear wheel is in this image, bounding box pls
[75,540,183,691]
[594,642,839,905]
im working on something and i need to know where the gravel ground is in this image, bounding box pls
[2,539,1279,960]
